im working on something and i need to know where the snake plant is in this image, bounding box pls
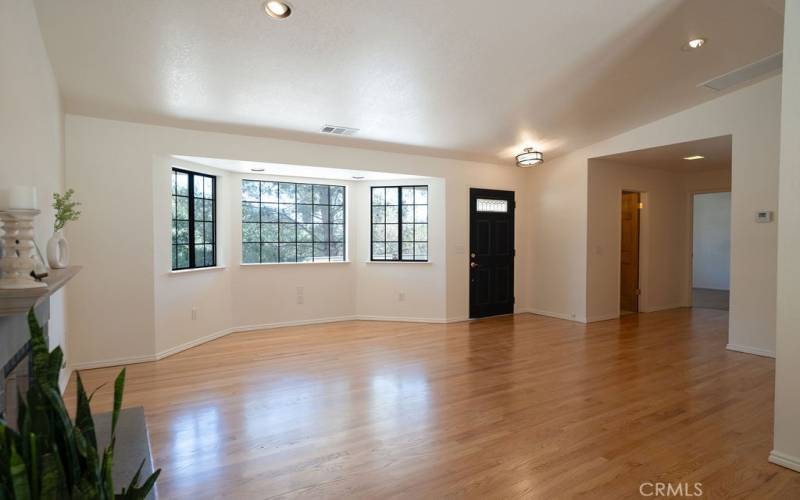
[0,309,160,499]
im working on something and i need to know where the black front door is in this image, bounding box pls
[469,188,515,318]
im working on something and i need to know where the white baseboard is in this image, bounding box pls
[356,315,451,324]
[642,303,685,313]
[726,344,776,358]
[522,308,581,322]
[234,315,357,333]
[70,312,536,369]
[155,327,236,360]
[769,450,800,472]
[70,353,157,371]
[586,313,620,323]
[71,315,451,369]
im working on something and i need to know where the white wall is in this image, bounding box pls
[353,180,447,321]
[528,76,781,355]
[150,163,447,358]
[65,114,530,367]
[692,192,731,290]
[586,162,731,320]
[771,0,800,473]
[0,0,67,372]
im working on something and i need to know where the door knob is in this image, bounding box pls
[470,262,478,268]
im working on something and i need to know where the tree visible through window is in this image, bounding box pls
[241,180,345,263]
[371,186,428,261]
[172,168,216,270]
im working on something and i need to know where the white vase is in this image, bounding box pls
[47,229,69,269]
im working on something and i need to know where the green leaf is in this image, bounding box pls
[43,388,80,486]
[15,390,27,445]
[26,386,51,450]
[111,370,126,438]
[118,464,161,500]
[39,452,62,500]
[9,443,30,500]
[75,373,98,450]
[47,346,64,389]
[101,442,114,499]
[27,435,38,500]
[27,309,50,386]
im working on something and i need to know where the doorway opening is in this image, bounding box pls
[620,191,641,314]
[469,188,515,319]
[691,192,731,310]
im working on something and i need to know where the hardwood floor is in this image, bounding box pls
[693,288,731,311]
[65,310,800,499]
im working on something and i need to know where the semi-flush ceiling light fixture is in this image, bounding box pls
[683,155,705,160]
[264,0,292,19]
[251,167,266,172]
[682,37,706,51]
[516,148,543,167]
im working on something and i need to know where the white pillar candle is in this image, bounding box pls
[8,186,37,210]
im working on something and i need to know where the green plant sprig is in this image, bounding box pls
[52,189,82,232]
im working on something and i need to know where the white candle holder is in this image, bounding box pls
[0,209,47,289]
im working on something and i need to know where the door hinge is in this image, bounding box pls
[513,297,516,304]
[513,249,516,257]
[635,288,641,296]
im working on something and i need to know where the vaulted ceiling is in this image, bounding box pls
[33,0,784,164]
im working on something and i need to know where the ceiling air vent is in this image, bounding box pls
[698,52,783,91]
[320,124,359,136]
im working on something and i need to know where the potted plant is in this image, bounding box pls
[0,309,160,498]
[48,189,81,269]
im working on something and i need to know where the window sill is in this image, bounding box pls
[169,266,226,275]
[364,260,432,264]
[240,261,351,267]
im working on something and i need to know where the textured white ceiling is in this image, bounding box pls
[173,155,425,181]
[595,135,732,173]
[33,0,784,164]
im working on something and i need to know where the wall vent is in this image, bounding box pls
[698,52,782,92]
[320,124,359,136]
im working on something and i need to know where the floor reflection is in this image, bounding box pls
[168,405,221,486]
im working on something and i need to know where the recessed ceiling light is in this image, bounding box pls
[251,167,266,172]
[352,175,365,180]
[683,155,705,161]
[264,1,291,19]
[683,37,707,51]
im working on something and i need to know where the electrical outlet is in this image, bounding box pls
[398,291,406,302]
[191,307,198,320]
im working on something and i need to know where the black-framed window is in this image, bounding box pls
[241,180,345,263]
[171,168,216,270]
[371,186,428,261]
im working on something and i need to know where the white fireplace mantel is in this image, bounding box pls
[0,266,81,317]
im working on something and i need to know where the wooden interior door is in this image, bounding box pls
[620,191,641,312]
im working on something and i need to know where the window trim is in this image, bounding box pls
[172,167,217,271]
[240,179,347,264]
[370,185,429,262]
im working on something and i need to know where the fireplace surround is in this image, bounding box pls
[0,266,79,425]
